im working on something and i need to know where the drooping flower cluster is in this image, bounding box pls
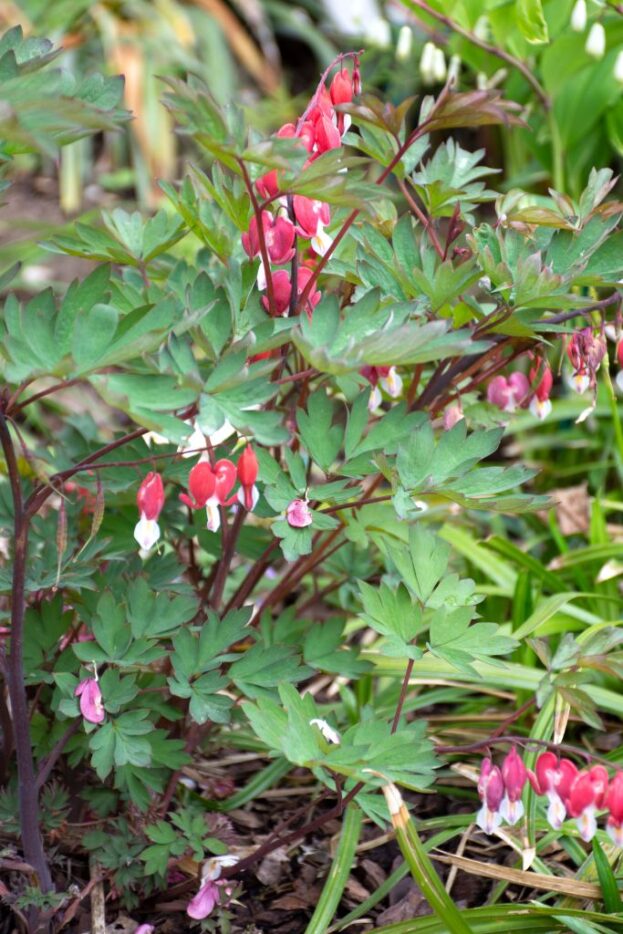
[567,327,606,394]
[133,444,259,551]
[242,59,360,319]
[477,749,623,846]
[179,445,259,533]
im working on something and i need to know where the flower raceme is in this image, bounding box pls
[134,472,165,552]
[478,750,622,845]
[247,58,360,318]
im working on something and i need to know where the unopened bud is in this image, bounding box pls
[614,50,623,84]
[396,25,413,62]
[585,22,605,59]
[432,47,447,83]
[570,0,587,32]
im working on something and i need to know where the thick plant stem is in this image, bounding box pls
[0,411,53,893]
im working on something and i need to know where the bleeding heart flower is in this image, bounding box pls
[286,499,313,528]
[237,444,259,511]
[262,269,292,315]
[134,472,165,551]
[500,747,527,825]
[528,752,578,830]
[567,765,609,841]
[180,462,216,510]
[75,677,105,724]
[295,267,322,317]
[293,196,332,255]
[205,459,237,532]
[487,372,530,413]
[529,360,553,420]
[606,771,623,847]
[476,757,505,835]
[187,879,219,920]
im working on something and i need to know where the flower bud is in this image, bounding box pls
[585,22,606,59]
[614,50,623,84]
[570,0,587,32]
[396,25,413,62]
[237,444,259,511]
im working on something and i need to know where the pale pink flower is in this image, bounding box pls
[75,677,105,724]
[286,499,313,528]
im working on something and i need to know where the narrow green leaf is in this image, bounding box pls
[305,804,363,934]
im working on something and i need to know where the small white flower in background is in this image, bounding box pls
[585,22,606,59]
[448,54,461,84]
[473,15,490,41]
[432,47,447,83]
[570,0,587,32]
[396,25,412,61]
[310,718,341,745]
[478,275,492,290]
[614,51,623,83]
[616,370,623,394]
[365,17,391,48]
[420,41,437,85]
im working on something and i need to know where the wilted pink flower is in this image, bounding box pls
[487,372,530,413]
[75,677,105,724]
[286,499,313,528]
[567,327,606,392]
[443,404,464,430]
[476,757,504,834]
[135,926,155,934]
[187,879,219,920]
[134,472,165,551]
